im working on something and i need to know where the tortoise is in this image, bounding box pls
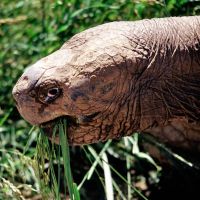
[13,16,200,155]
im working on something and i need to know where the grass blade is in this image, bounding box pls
[0,108,12,126]
[102,152,114,200]
[87,145,149,200]
[124,137,132,200]
[73,183,81,200]
[83,145,127,200]
[79,147,105,191]
[59,120,75,199]
[23,126,36,155]
[87,140,111,180]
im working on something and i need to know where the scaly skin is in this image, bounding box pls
[13,16,200,152]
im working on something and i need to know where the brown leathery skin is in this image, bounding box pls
[13,16,200,151]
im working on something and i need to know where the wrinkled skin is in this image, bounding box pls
[13,16,200,153]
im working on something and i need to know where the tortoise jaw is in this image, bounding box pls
[40,112,100,131]
[40,115,77,128]
[40,112,101,144]
[40,115,78,139]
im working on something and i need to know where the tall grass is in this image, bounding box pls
[36,121,151,200]
[36,120,80,200]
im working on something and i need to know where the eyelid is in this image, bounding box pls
[44,96,55,103]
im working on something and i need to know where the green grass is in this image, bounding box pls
[33,119,158,200]
[0,118,194,199]
[35,120,149,200]
[36,120,81,200]
[58,120,80,200]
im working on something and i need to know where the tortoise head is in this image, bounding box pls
[12,23,142,144]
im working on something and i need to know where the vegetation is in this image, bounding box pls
[0,0,199,199]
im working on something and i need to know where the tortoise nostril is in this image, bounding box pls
[12,90,20,105]
[22,76,28,81]
[12,91,19,99]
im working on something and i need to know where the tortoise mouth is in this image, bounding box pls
[39,115,78,129]
[40,112,100,137]
[40,115,78,138]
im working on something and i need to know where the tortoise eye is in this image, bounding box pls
[37,87,61,104]
[44,87,61,103]
[47,88,60,97]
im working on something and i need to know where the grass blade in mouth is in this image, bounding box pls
[36,119,80,199]
[58,119,76,200]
